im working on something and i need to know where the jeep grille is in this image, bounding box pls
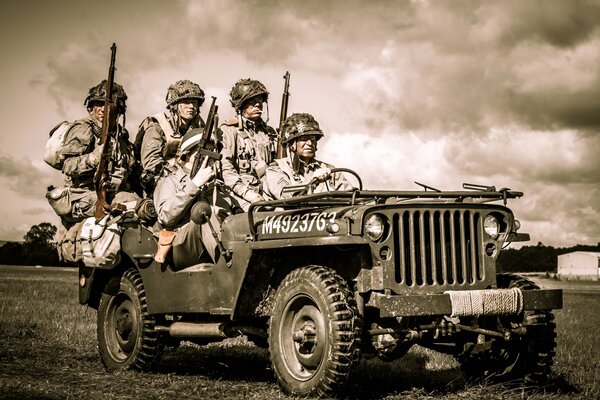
[392,210,483,287]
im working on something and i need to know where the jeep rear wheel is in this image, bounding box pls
[97,268,162,371]
[268,265,362,397]
[457,273,557,382]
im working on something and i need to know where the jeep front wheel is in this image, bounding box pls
[97,268,162,371]
[457,273,557,382]
[268,265,362,397]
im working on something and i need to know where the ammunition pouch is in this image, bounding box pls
[238,159,251,173]
[108,166,126,191]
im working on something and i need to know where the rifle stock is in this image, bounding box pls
[276,71,290,159]
[191,96,221,178]
[94,43,118,219]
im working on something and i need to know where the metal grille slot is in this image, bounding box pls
[394,209,482,287]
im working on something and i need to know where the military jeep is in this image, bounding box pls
[79,170,562,397]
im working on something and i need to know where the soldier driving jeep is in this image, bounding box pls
[264,112,353,199]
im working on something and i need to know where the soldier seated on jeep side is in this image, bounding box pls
[153,128,234,270]
[264,113,353,199]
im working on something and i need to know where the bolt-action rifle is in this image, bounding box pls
[190,96,222,178]
[275,71,290,159]
[94,43,119,219]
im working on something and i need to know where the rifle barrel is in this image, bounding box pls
[94,44,118,219]
[276,71,290,159]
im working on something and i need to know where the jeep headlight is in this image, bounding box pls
[484,215,500,239]
[364,214,385,242]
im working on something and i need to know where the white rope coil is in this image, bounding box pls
[445,288,523,317]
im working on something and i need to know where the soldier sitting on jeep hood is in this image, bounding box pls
[264,113,352,199]
[153,128,234,270]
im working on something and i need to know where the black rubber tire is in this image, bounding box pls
[457,273,557,383]
[97,269,163,371]
[268,266,362,397]
[247,334,269,349]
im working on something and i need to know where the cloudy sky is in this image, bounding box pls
[0,0,598,248]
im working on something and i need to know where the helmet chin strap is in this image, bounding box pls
[237,109,244,130]
[169,107,182,136]
[287,144,301,173]
[263,102,269,124]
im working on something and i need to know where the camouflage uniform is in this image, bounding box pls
[264,113,352,199]
[58,81,136,221]
[137,80,205,189]
[220,79,277,210]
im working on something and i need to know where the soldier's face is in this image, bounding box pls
[241,95,265,121]
[91,102,105,123]
[294,135,317,160]
[176,100,199,122]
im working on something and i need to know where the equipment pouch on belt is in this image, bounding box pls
[46,186,97,222]
[46,186,72,217]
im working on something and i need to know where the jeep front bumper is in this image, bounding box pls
[367,288,563,317]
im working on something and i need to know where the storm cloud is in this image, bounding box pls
[1,0,599,246]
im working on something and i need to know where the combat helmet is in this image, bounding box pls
[84,80,127,113]
[229,79,269,110]
[281,113,324,145]
[166,80,205,108]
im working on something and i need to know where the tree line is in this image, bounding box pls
[0,223,59,266]
[0,222,597,270]
[497,242,600,272]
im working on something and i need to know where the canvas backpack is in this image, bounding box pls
[45,119,95,169]
[44,121,74,169]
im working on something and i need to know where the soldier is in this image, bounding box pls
[57,79,136,221]
[220,78,277,210]
[264,113,352,199]
[137,80,205,193]
[154,128,233,269]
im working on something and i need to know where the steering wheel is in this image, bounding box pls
[329,168,362,191]
[281,167,363,196]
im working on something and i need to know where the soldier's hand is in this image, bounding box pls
[313,167,332,182]
[88,141,111,167]
[191,156,215,187]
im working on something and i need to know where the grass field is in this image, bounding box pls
[0,265,598,399]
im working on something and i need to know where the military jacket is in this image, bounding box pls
[59,115,136,191]
[219,117,277,209]
[264,156,353,200]
[139,112,204,177]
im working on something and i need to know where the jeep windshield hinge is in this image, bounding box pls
[415,181,441,192]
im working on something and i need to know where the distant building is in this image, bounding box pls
[557,251,600,281]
